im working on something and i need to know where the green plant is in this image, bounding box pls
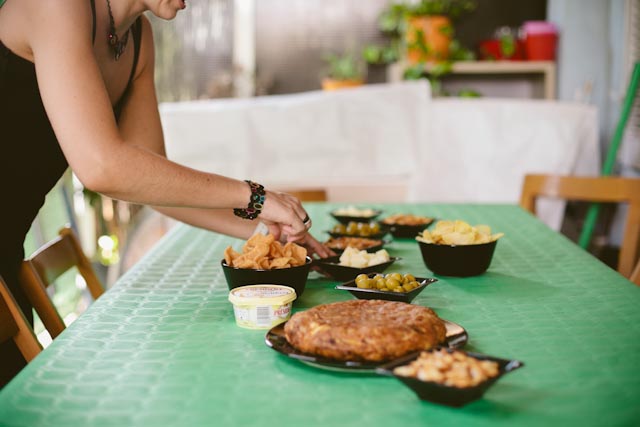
[402,40,476,97]
[323,53,364,81]
[406,0,476,19]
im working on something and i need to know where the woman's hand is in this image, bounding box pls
[259,190,310,241]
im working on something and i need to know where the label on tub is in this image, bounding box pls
[228,285,297,330]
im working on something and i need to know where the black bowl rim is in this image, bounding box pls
[415,239,499,248]
[381,216,435,227]
[221,256,312,271]
[335,274,437,301]
[330,209,383,222]
[376,347,524,394]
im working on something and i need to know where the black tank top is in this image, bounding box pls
[0,0,143,316]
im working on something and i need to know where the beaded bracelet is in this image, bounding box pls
[233,180,266,220]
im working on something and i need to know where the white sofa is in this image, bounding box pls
[160,81,599,230]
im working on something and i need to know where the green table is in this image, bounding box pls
[1,204,639,427]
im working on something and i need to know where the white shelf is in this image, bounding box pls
[389,60,557,99]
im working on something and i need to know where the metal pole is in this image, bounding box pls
[578,62,640,249]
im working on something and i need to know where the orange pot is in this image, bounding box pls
[405,15,452,63]
[321,78,364,91]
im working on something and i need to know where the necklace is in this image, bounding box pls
[106,0,130,60]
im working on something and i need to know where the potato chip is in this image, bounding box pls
[224,246,240,266]
[223,234,308,270]
[270,257,292,269]
[416,220,503,245]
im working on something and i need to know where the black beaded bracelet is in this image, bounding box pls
[233,180,266,220]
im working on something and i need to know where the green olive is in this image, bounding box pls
[346,222,358,235]
[388,273,403,282]
[403,274,416,283]
[402,283,413,292]
[385,278,401,289]
[355,274,369,288]
[375,278,386,289]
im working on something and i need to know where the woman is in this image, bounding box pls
[0,0,331,385]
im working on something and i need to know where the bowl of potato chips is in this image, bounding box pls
[416,220,504,277]
[222,234,312,296]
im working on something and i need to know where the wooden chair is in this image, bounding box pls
[520,174,640,279]
[0,276,42,362]
[276,188,328,202]
[19,226,104,339]
[631,260,640,286]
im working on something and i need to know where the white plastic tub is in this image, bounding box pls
[228,285,297,329]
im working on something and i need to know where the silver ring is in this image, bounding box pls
[302,214,311,227]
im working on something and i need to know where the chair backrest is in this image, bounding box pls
[280,189,328,202]
[0,276,42,362]
[19,226,104,339]
[519,174,640,279]
[631,260,640,286]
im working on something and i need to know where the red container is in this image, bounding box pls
[522,21,558,60]
[479,39,525,60]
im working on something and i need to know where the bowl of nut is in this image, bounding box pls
[222,234,312,296]
[335,273,437,303]
[416,220,504,277]
[381,214,434,239]
[376,347,524,407]
[323,236,386,255]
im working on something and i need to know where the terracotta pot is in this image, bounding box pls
[321,78,364,91]
[405,15,452,63]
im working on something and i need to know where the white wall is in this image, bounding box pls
[547,0,627,157]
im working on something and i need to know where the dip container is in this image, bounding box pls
[228,285,297,329]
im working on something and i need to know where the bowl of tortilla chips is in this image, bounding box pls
[221,234,312,296]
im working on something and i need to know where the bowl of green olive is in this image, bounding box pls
[335,273,437,303]
[327,221,389,240]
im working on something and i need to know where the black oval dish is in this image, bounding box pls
[335,274,437,303]
[376,348,524,407]
[313,256,399,282]
[265,320,468,372]
[221,256,312,297]
[330,210,383,225]
[417,240,498,277]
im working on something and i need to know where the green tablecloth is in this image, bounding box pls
[1,204,639,427]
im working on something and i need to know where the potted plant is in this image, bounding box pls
[321,53,365,91]
[404,0,476,63]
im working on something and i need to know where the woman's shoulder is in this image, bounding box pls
[27,0,94,46]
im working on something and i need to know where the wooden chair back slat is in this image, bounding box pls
[20,227,104,339]
[0,276,42,362]
[520,174,640,279]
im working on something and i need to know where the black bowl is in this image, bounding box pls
[313,256,399,282]
[417,240,498,277]
[376,347,524,407]
[386,222,434,239]
[330,209,382,224]
[335,274,437,303]
[221,257,312,297]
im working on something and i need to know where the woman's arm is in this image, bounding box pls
[115,17,331,257]
[30,2,308,239]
